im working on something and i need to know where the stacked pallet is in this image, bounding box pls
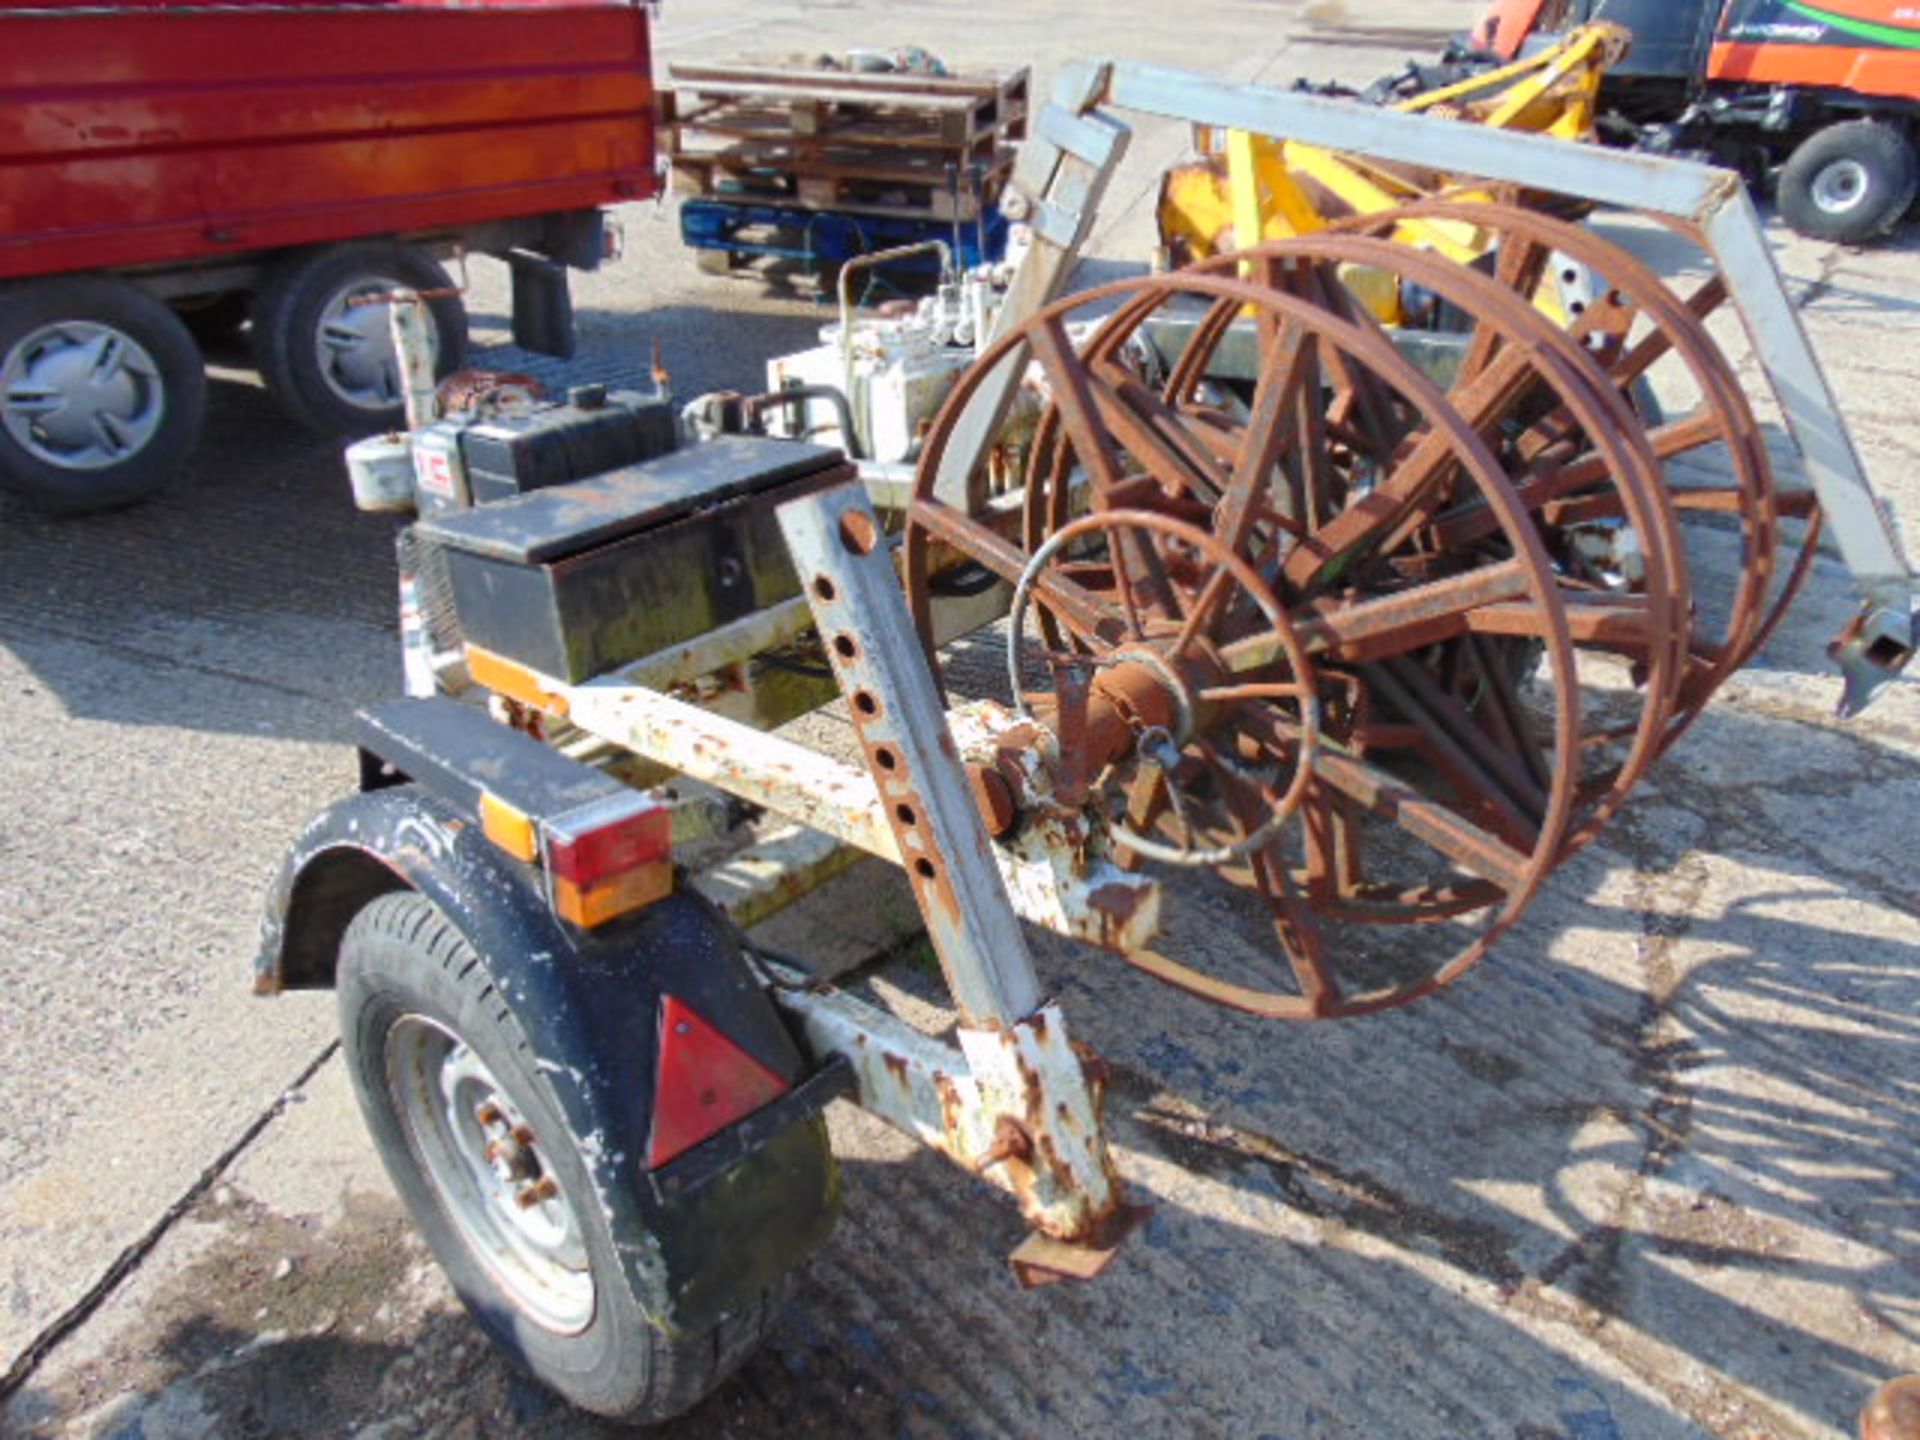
[664,59,1029,228]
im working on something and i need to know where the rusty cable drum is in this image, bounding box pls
[1330,198,1825,751]
[903,209,1814,1021]
[1147,232,1695,871]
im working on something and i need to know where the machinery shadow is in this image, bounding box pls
[1051,867,1918,1437]
[19,836,1908,1440]
[5,588,1911,1439]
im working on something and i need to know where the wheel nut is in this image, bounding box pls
[969,763,1017,838]
[515,1177,559,1210]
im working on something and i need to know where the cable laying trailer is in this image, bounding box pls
[257,59,1914,1425]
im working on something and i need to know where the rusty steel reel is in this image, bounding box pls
[902,212,1818,1020]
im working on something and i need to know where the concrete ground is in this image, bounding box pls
[2,2,1917,1436]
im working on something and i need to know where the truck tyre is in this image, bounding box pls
[0,276,206,513]
[337,891,790,1422]
[253,242,467,436]
[1777,121,1919,244]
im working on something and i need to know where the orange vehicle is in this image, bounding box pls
[1471,0,1920,241]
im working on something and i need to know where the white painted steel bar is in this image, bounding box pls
[778,482,1043,1023]
[563,682,901,863]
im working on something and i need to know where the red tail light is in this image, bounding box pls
[646,996,790,1169]
[539,793,671,927]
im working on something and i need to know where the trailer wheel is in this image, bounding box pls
[1778,121,1918,244]
[337,891,789,1422]
[253,242,467,436]
[0,277,206,513]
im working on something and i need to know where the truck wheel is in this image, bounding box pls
[0,277,206,513]
[1777,121,1919,244]
[337,891,786,1422]
[253,242,467,436]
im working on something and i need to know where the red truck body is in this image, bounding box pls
[0,0,660,280]
[0,0,661,513]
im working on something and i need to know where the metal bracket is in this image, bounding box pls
[932,76,1133,509]
[773,978,1126,1246]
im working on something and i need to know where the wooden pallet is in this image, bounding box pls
[664,61,1029,153]
[670,144,1016,222]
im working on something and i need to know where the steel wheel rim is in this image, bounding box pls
[313,276,423,412]
[1,320,166,470]
[1812,158,1871,216]
[386,1014,595,1334]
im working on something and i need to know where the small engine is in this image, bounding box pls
[346,380,678,517]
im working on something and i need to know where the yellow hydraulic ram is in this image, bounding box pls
[1156,22,1632,321]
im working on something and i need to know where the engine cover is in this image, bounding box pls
[414,437,853,683]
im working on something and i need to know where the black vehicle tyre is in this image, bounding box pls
[1777,120,1919,244]
[253,241,467,436]
[0,276,206,513]
[337,891,786,1422]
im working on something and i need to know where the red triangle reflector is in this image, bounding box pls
[646,995,790,1170]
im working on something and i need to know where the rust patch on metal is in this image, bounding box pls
[1007,1203,1150,1288]
[931,1071,967,1145]
[437,368,546,414]
[1085,880,1146,949]
[1863,1377,1920,1440]
[977,1114,1035,1170]
[968,763,1018,838]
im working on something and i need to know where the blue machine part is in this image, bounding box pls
[681,199,1010,277]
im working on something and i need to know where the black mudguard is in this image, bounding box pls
[257,784,840,1335]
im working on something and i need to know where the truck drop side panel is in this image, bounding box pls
[0,1,660,280]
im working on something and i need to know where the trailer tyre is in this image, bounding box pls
[1778,121,1918,244]
[337,891,786,1423]
[253,242,467,436]
[0,277,206,513]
